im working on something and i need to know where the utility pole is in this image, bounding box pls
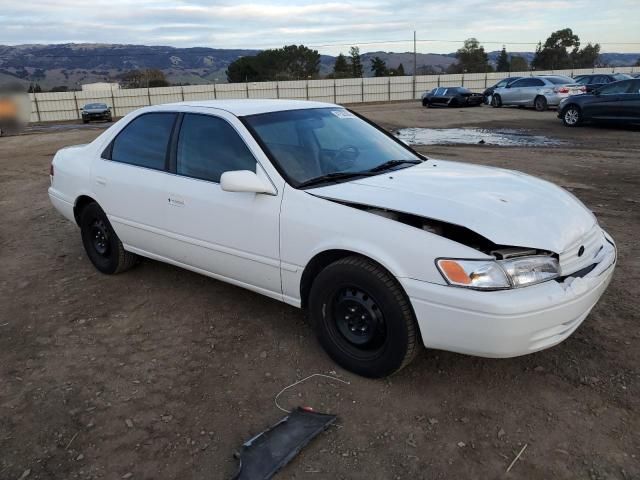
[413,30,417,100]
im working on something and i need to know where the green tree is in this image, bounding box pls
[571,42,600,68]
[509,55,529,72]
[532,28,580,70]
[332,53,350,78]
[349,46,363,78]
[50,86,69,92]
[226,44,320,82]
[28,83,42,93]
[448,38,492,73]
[496,47,510,72]
[226,56,261,82]
[395,63,406,76]
[370,56,388,77]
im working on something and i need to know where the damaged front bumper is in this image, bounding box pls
[401,231,616,358]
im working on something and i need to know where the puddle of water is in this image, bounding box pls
[396,128,566,147]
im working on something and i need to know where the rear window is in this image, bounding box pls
[110,113,176,170]
[545,76,573,85]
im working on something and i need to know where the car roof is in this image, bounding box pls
[158,99,339,116]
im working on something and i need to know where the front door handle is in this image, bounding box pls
[168,196,185,207]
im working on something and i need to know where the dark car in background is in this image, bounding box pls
[81,103,112,123]
[483,76,521,104]
[421,87,483,107]
[558,79,640,126]
[573,73,632,93]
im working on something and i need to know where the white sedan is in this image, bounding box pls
[49,100,616,378]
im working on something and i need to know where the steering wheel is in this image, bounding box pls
[333,144,360,170]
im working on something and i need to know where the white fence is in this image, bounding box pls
[28,66,639,123]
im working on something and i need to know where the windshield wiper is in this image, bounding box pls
[366,159,423,173]
[297,171,376,188]
[297,160,423,189]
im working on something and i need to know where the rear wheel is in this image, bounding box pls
[79,202,138,274]
[308,256,419,378]
[562,105,582,127]
[491,94,502,108]
[534,96,548,112]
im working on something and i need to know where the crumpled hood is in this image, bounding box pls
[309,159,597,253]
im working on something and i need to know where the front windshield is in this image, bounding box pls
[84,103,107,109]
[244,108,421,187]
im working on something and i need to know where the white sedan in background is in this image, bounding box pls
[49,100,616,378]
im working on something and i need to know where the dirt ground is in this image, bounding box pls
[1,103,639,480]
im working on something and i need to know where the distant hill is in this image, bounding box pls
[0,43,637,90]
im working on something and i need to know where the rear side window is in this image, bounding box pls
[600,80,632,94]
[177,114,256,183]
[111,113,176,170]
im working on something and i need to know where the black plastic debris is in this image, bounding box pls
[232,407,336,479]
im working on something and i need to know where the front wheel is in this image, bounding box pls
[562,105,582,127]
[534,95,548,112]
[491,94,502,108]
[79,202,138,274]
[308,256,419,378]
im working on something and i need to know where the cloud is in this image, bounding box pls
[0,0,637,53]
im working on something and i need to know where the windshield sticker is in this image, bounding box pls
[331,110,356,119]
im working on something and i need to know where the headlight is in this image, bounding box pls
[436,256,559,290]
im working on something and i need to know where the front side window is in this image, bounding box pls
[244,108,421,186]
[511,78,530,87]
[599,81,632,95]
[177,114,256,183]
[111,113,176,170]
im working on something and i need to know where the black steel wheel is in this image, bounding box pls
[79,202,138,274]
[308,256,419,378]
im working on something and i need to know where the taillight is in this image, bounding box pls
[555,87,570,94]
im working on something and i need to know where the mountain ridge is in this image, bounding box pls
[0,43,637,90]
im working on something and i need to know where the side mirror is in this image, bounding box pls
[220,170,274,194]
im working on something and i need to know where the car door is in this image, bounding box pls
[500,78,525,103]
[619,80,640,120]
[521,78,545,105]
[584,80,634,119]
[163,111,283,298]
[92,112,177,254]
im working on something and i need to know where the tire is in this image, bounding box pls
[534,96,548,112]
[562,105,582,127]
[491,94,502,108]
[82,119,89,124]
[308,256,419,378]
[79,202,138,274]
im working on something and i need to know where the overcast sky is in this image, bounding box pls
[1,0,639,54]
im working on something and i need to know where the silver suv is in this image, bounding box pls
[491,75,585,111]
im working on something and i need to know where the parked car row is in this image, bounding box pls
[421,73,640,127]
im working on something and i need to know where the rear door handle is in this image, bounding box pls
[96,176,107,186]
